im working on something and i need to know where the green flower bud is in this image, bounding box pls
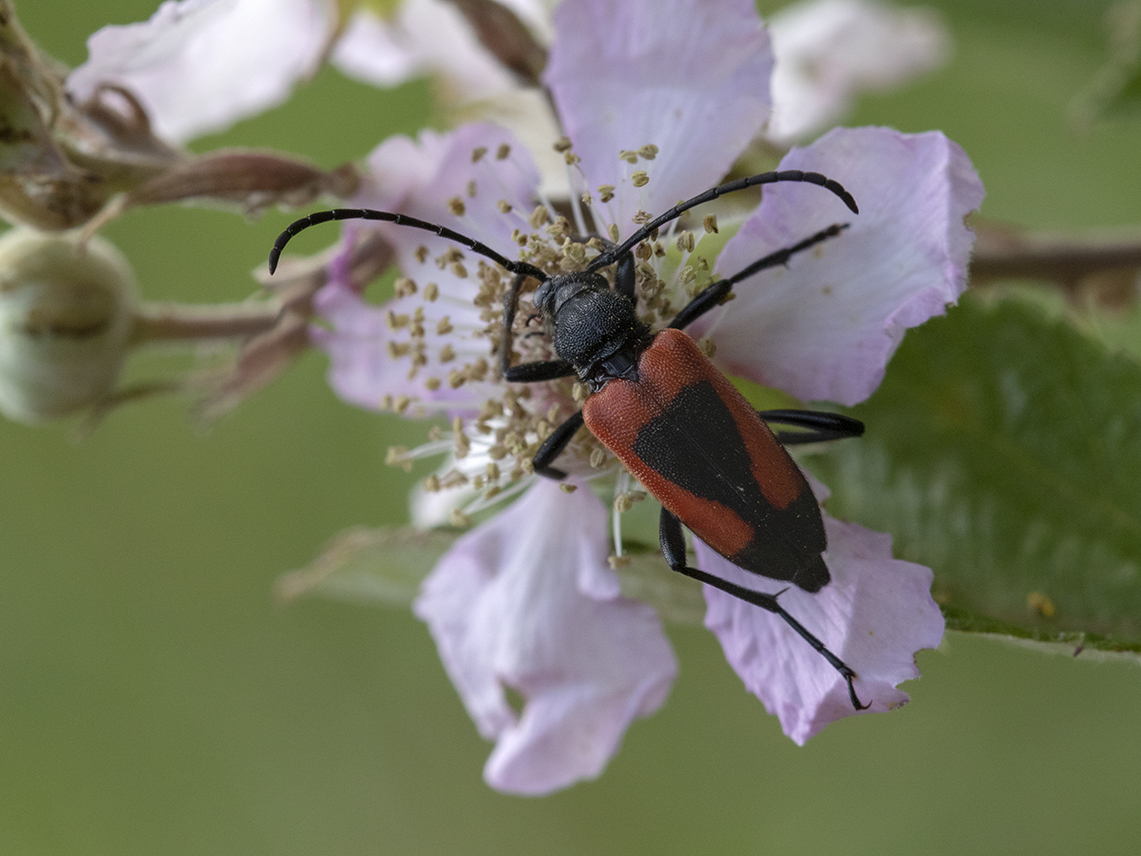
[0,227,138,423]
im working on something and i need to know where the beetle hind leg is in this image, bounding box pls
[758,409,864,445]
[658,507,870,712]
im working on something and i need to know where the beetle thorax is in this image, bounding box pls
[535,272,648,376]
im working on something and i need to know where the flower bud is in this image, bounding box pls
[0,227,138,423]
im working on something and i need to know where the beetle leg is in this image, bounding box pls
[758,409,865,445]
[499,269,578,382]
[668,223,849,331]
[531,410,586,480]
[503,360,577,383]
[500,271,539,378]
[613,250,637,303]
[658,507,870,712]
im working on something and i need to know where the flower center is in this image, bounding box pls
[383,143,725,526]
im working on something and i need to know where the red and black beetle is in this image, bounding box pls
[270,169,869,709]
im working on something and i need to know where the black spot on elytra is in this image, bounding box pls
[632,380,827,589]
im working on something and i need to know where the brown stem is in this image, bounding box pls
[131,301,282,343]
[445,0,547,85]
[971,222,1141,287]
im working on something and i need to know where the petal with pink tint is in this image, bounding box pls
[544,0,772,237]
[696,126,984,406]
[415,479,677,795]
[311,124,542,415]
[698,514,944,745]
[311,273,489,416]
[68,0,331,143]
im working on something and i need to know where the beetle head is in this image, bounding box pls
[532,271,609,322]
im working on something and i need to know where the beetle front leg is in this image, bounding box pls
[658,507,869,712]
[499,270,579,383]
[532,410,586,479]
[613,250,637,304]
[503,360,577,383]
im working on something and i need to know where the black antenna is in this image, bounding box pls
[267,208,547,280]
[587,170,858,274]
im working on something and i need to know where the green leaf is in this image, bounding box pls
[276,526,461,606]
[613,549,707,625]
[814,298,1141,655]
[277,523,710,624]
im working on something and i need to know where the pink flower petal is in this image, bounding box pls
[311,274,487,415]
[544,0,773,237]
[698,514,944,744]
[768,0,950,142]
[68,0,331,143]
[355,124,540,240]
[312,124,542,415]
[697,126,984,405]
[415,479,677,795]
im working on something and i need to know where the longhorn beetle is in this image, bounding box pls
[270,168,870,710]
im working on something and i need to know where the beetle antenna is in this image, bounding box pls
[268,208,547,280]
[586,170,859,274]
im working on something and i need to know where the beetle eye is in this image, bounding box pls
[532,280,556,313]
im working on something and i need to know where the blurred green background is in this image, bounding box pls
[3,0,1141,853]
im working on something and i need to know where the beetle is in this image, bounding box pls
[270,168,870,710]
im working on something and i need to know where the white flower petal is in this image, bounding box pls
[333,0,516,100]
[699,126,984,405]
[544,0,773,237]
[768,0,950,142]
[415,479,677,795]
[68,0,331,142]
[699,513,944,744]
[334,0,566,198]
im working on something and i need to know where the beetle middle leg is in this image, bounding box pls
[659,507,870,712]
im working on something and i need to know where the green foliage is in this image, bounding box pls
[814,297,1141,654]
[1072,0,1141,123]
